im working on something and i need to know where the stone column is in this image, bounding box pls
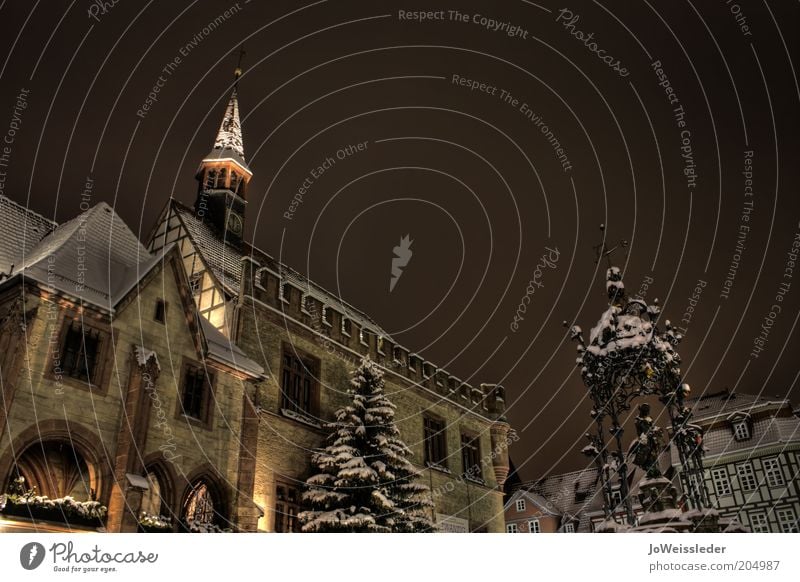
[233,382,261,531]
[106,346,161,532]
[489,420,511,488]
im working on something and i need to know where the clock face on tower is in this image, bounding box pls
[227,212,243,236]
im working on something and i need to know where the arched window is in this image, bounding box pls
[184,481,216,524]
[217,168,227,189]
[10,440,96,500]
[140,470,164,516]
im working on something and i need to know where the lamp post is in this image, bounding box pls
[566,252,712,530]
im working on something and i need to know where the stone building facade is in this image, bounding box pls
[0,197,264,532]
[146,77,512,533]
[0,74,512,533]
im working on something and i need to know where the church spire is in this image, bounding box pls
[194,50,252,246]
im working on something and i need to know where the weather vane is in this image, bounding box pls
[234,46,246,82]
[592,223,628,267]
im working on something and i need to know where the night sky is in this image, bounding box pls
[1,0,798,482]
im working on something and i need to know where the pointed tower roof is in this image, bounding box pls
[202,85,251,175]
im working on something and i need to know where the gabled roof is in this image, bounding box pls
[199,316,263,377]
[0,195,57,275]
[688,390,789,422]
[504,488,559,516]
[11,201,149,308]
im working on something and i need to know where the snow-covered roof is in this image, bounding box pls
[10,201,150,308]
[0,195,57,275]
[199,316,264,377]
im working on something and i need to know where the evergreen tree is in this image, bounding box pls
[299,358,435,532]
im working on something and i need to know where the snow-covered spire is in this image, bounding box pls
[213,87,245,160]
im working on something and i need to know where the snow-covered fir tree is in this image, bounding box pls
[298,358,435,532]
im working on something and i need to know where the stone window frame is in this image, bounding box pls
[460,430,483,482]
[278,342,321,420]
[174,358,216,429]
[46,311,114,395]
[422,414,448,470]
[274,481,301,533]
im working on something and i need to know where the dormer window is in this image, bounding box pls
[733,419,750,441]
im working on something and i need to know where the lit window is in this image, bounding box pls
[275,483,301,533]
[733,420,750,441]
[763,458,785,487]
[711,467,732,496]
[423,417,447,468]
[528,519,540,533]
[736,463,758,491]
[506,523,518,533]
[377,336,385,354]
[59,320,102,384]
[515,499,526,512]
[776,508,798,533]
[749,512,770,533]
[184,482,216,524]
[564,522,575,533]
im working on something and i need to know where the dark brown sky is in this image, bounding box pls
[1,0,798,482]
